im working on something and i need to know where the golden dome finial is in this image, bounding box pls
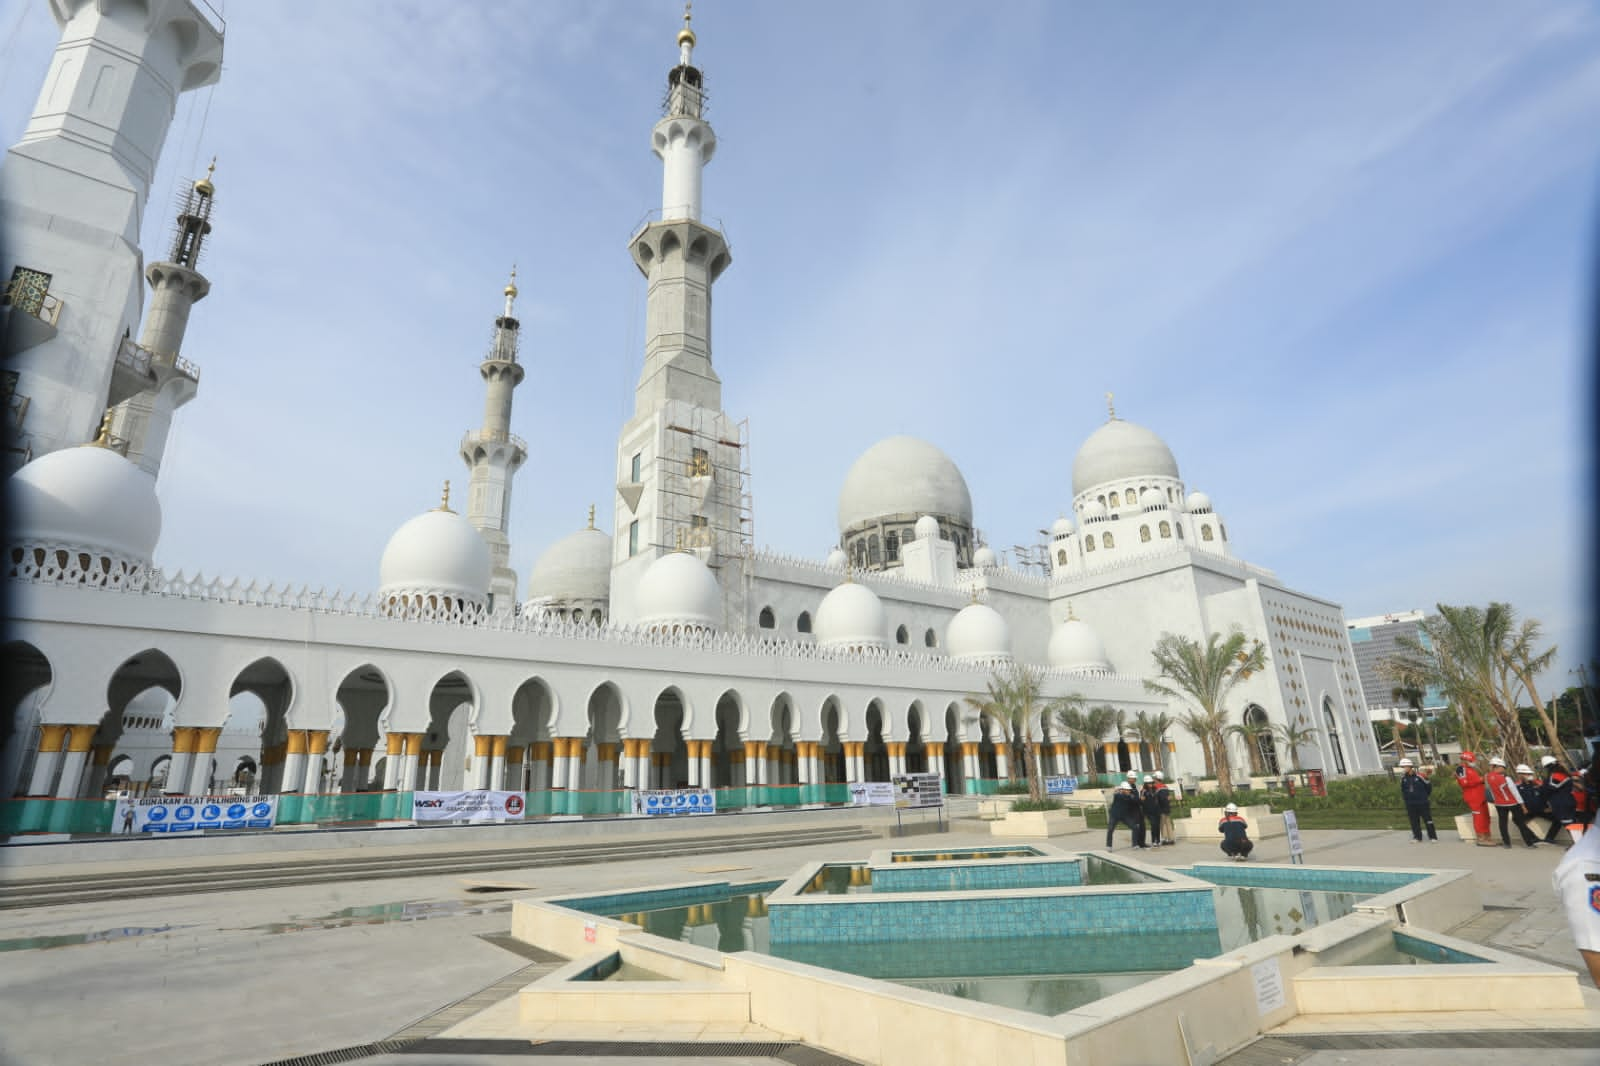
[1105,391,1116,421]
[587,503,596,530]
[436,480,453,513]
[504,264,518,299]
[194,157,216,198]
[677,1,696,48]
[89,409,115,449]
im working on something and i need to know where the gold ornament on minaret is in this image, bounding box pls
[504,264,518,299]
[436,480,453,513]
[678,1,696,47]
[194,157,216,197]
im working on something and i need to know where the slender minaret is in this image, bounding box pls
[611,6,747,626]
[460,269,528,610]
[0,0,224,470]
[107,161,215,477]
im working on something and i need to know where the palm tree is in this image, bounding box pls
[1144,630,1268,796]
[1271,720,1318,774]
[1385,604,1531,769]
[1055,703,1117,777]
[965,664,1081,803]
[1226,715,1275,778]
[1130,710,1175,776]
[1505,613,1571,764]
[1389,683,1439,763]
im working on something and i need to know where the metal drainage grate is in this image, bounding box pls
[258,1038,413,1066]
[399,1038,863,1063]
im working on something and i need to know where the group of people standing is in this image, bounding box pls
[1399,750,1593,848]
[1105,770,1174,849]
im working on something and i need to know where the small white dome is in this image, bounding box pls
[1186,491,1213,514]
[1082,500,1108,522]
[946,602,1011,662]
[838,437,973,533]
[825,547,848,569]
[1072,418,1180,497]
[1142,490,1168,512]
[972,545,998,568]
[914,514,941,541]
[635,551,722,630]
[814,581,887,649]
[1051,516,1074,538]
[10,444,162,564]
[527,526,611,603]
[1048,617,1112,673]
[380,507,492,605]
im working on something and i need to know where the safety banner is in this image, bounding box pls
[113,794,278,834]
[412,790,526,823]
[848,781,895,806]
[632,789,716,816]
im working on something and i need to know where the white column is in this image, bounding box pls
[620,741,638,789]
[847,748,863,782]
[490,752,506,791]
[964,748,979,785]
[551,747,569,792]
[281,751,305,794]
[187,753,213,795]
[747,744,763,788]
[890,749,906,777]
[995,747,1010,780]
[54,748,90,799]
[301,752,324,795]
[383,752,401,790]
[27,748,63,796]
[636,748,653,790]
[165,750,194,794]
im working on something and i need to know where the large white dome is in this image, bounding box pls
[527,526,612,603]
[814,581,887,649]
[946,602,1011,663]
[1047,617,1112,673]
[635,551,721,630]
[379,508,492,604]
[837,436,973,533]
[1071,419,1179,497]
[10,444,162,564]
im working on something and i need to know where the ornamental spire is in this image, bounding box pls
[502,264,518,318]
[677,2,696,67]
[1105,391,1116,421]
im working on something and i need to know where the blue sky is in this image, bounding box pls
[4,1,1596,690]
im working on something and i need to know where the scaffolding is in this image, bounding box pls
[653,409,753,626]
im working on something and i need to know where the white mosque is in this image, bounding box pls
[1,2,1380,811]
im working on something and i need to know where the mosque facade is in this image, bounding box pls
[2,3,1380,808]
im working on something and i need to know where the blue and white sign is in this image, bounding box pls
[114,794,278,834]
[1045,775,1078,795]
[632,789,716,816]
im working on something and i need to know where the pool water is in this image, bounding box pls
[798,855,1155,896]
[603,879,1376,1015]
[889,847,1041,863]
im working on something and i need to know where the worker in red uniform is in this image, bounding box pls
[1455,751,1492,846]
[1486,755,1540,848]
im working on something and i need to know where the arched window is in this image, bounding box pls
[572,608,583,622]
[895,624,909,645]
[797,611,812,634]
[1056,549,1067,566]
[1084,536,1096,553]
[1201,525,1214,542]
[1102,532,1114,549]
[1159,520,1171,538]
[1126,485,1137,501]
[1175,523,1185,539]
[1245,704,1279,775]
[868,534,881,567]
[885,531,900,562]
[854,540,867,567]
[1140,525,1151,543]
[1098,494,1106,507]
[1167,487,1175,502]
[1109,491,1121,508]
[924,628,937,648]
[590,608,603,625]
[1323,696,1347,775]
[758,607,776,629]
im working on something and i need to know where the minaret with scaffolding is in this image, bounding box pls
[0,0,224,471]
[106,162,216,477]
[611,6,752,626]
[460,269,529,610]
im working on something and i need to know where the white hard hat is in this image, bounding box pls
[1117,781,1132,790]
[1155,771,1165,780]
[1541,755,1558,766]
[1398,758,1414,768]
[1489,756,1505,766]
[1127,770,1137,777]
[1143,774,1154,782]
[1224,803,1239,813]
[1515,764,1534,775]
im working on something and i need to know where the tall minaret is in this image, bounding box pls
[0,0,224,470]
[460,269,528,610]
[611,6,748,627]
[107,161,215,477]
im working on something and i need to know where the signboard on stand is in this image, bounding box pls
[1044,775,1078,796]
[1283,810,1304,863]
[891,773,943,809]
[113,794,277,834]
[632,789,716,816]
